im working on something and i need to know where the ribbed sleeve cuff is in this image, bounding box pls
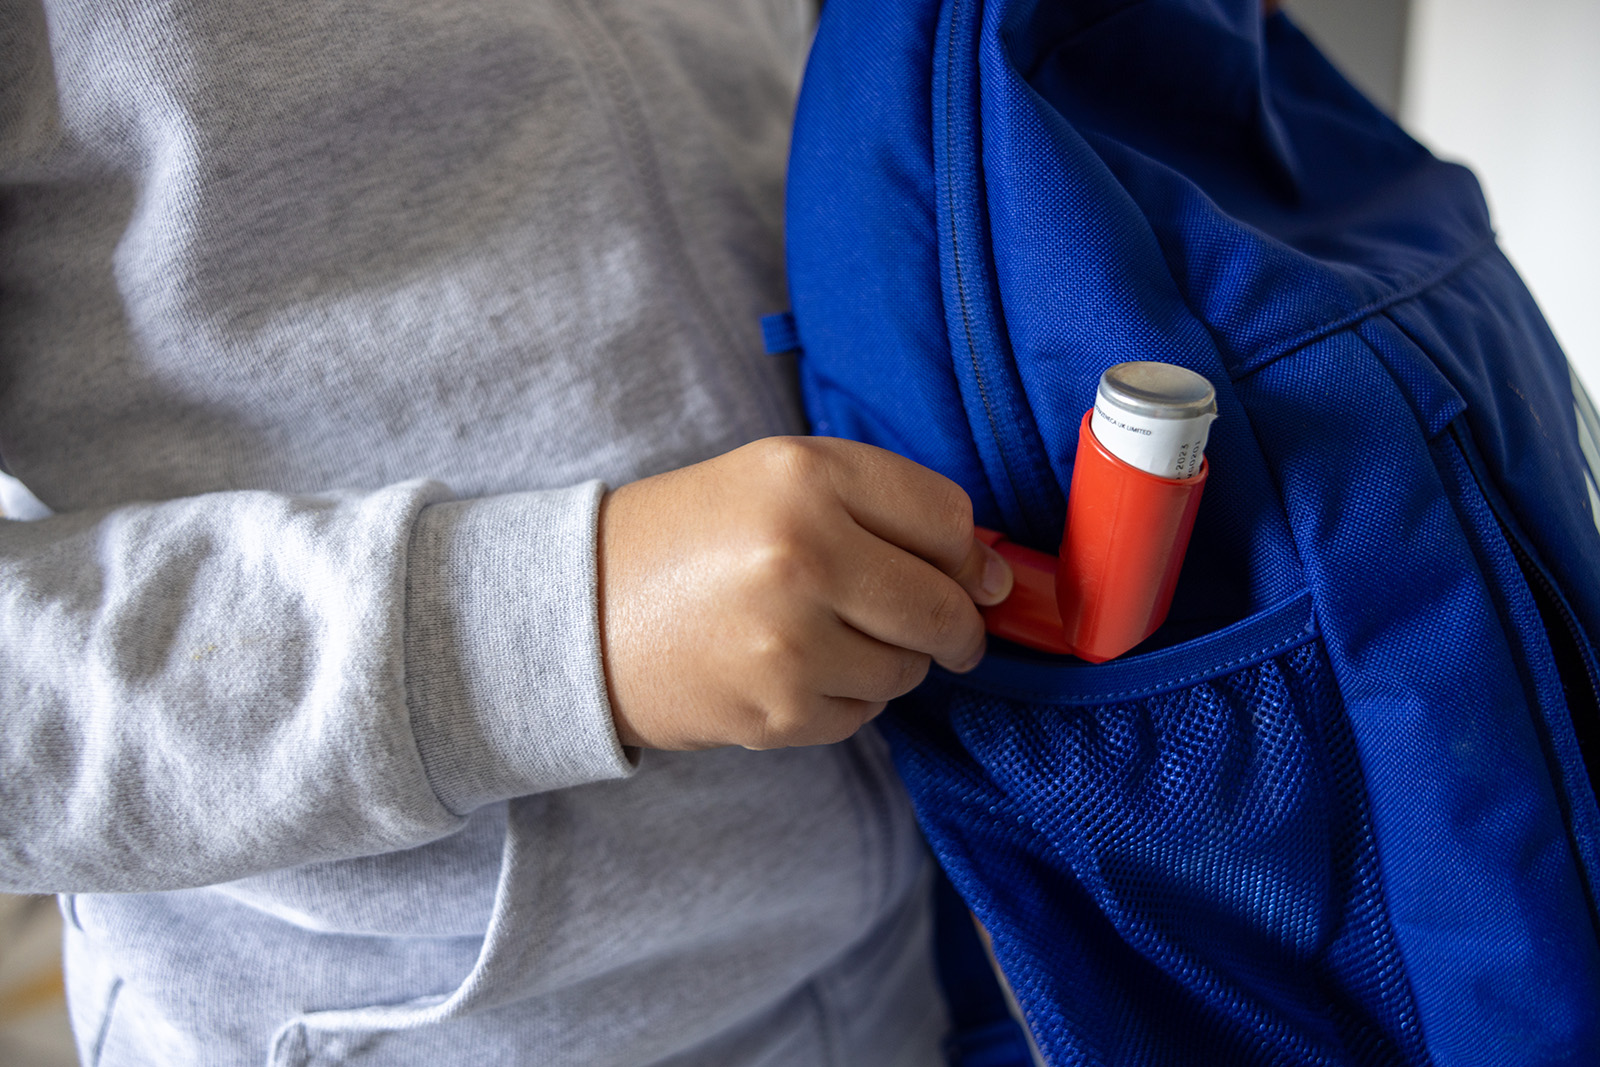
[403,482,635,814]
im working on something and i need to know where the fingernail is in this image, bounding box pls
[978,549,1013,605]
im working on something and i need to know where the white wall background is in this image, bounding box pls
[1403,0,1600,393]
[1289,0,1600,394]
[1286,0,1410,115]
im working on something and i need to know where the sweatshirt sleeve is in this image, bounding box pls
[0,478,634,895]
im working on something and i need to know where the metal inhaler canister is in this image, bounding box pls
[1055,362,1216,663]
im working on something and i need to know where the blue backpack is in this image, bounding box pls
[770,0,1600,1063]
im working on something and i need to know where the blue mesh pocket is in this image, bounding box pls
[884,598,1428,1066]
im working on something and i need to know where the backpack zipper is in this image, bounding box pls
[937,0,1063,546]
[1447,425,1600,792]
[1447,423,1600,920]
[1499,520,1600,791]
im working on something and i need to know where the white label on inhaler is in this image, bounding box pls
[1091,401,1215,480]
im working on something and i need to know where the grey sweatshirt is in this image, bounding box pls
[0,0,945,1063]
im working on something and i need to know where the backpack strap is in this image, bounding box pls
[933,871,1035,1067]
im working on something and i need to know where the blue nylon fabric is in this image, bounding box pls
[760,311,801,356]
[953,590,1316,706]
[1435,433,1600,961]
[787,0,1004,525]
[1238,337,1600,1061]
[785,0,1600,1062]
[1383,251,1600,645]
[975,0,1306,625]
[934,0,1062,544]
[933,872,1034,1065]
[887,640,1429,1065]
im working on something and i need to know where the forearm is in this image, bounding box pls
[0,479,631,893]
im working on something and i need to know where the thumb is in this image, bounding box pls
[950,535,1014,607]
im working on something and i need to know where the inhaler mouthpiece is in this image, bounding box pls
[1090,362,1217,479]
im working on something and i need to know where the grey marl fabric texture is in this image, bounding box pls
[0,0,947,1062]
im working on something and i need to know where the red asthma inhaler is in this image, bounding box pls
[978,362,1216,663]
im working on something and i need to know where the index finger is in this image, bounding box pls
[810,439,1013,606]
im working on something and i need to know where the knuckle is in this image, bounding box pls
[857,700,889,730]
[815,699,881,746]
[760,694,822,748]
[743,725,782,752]
[927,588,984,663]
[744,701,791,751]
[747,624,806,679]
[837,698,888,741]
[926,586,967,645]
[746,528,822,592]
[932,484,975,540]
[893,653,932,697]
[760,435,827,487]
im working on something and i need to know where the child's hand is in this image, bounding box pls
[598,437,1014,751]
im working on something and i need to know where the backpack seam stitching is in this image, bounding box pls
[945,0,1046,543]
[1226,234,1498,382]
